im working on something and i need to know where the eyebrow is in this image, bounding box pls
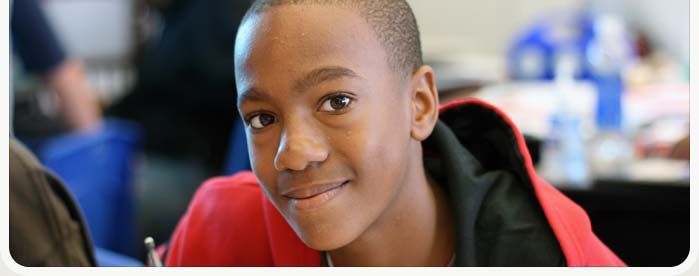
[237,87,270,108]
[237,66,361,107]
[293,66,361,93]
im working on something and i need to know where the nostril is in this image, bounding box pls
[274,139,328,171]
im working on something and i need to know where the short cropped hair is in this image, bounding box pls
[242,0,423,77]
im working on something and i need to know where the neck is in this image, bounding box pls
[328,143,455,266]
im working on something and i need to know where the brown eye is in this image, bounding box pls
[249,113,276,129]
[320,95,352,112]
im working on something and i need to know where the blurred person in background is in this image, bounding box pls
[10,0,104,266]
[110,0,246,171]
[10,0,102,136]
[107,0,252,248]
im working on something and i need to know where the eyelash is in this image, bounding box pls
[317,92,355,113]
[244,92,355,130]
[244,111,275,130]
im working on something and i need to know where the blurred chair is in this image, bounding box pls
[94,247,143,267]
[37,118,143,259]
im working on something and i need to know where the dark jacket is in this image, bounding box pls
[164,98,626,266]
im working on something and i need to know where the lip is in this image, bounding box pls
[282,180,348,211]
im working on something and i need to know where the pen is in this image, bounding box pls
[144,236,163,267]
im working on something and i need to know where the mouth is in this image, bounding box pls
[282,180,349,211]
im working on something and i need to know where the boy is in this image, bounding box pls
[164,0,625,266]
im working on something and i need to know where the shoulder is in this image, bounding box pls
[166,171,275,266]
[193,171,262,205]
[187,172,265,221]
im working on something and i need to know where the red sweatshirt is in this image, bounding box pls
[165,98,626,267]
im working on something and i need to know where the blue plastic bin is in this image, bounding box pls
[38,118,143,258]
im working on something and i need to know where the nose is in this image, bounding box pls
[274,122,329,171]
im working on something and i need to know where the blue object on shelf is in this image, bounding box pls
[508,11,595,80]
[38,118,143,258]
[592,72,624,131]
[508,10,637,82]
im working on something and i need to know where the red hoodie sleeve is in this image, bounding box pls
[533,175,627,266]
[165,172,274,266]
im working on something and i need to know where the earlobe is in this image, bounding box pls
[409,65,440,141]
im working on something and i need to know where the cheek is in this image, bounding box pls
[342,100,412,196]
[248,132,280,195]
[363,127,409,176]
[364,92,411,163]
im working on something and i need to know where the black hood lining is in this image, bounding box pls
[421,101,566,266]
[438,103,533,192]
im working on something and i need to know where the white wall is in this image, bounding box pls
[40,0,136,104]
[407,0,689,62]
[42,0,134,63]
[407,0,583,59]
[587,0,689,62]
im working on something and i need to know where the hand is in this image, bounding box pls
[47,59,103,132]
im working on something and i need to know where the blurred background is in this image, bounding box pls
[9,0,689,267]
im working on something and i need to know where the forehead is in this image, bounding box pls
[234,4,391,92]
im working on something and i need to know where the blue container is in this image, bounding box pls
[38,119,143,257]
[508,11,595,80]
[592,72,624,131]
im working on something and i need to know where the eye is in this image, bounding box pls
[319,94,353,112]
[248,113,276,129]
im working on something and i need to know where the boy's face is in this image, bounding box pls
[235,5,416,250]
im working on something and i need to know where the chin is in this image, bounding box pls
[298,232,350,251]
[291,218,358,251]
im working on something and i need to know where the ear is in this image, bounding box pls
[409,65,440,141]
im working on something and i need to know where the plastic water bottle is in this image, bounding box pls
[585,14,635,180]
[540,49,591,188]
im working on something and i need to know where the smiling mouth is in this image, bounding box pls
[283,180,349,211]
